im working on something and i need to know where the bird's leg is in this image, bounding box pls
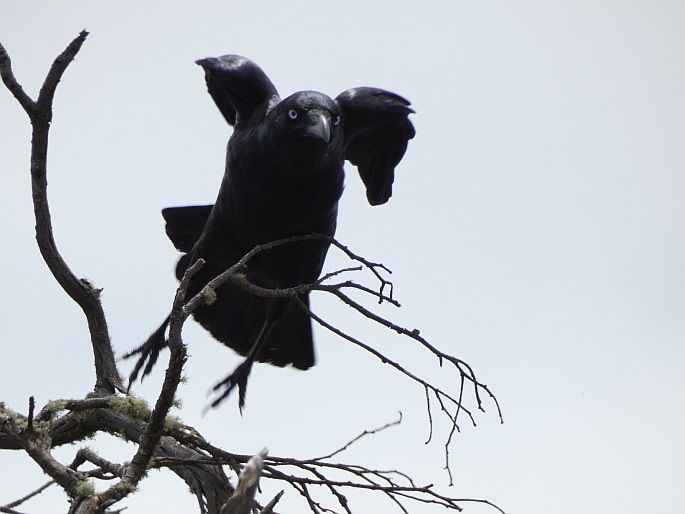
[209,301,283,411]
[123,315,170,389]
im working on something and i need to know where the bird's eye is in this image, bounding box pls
[288,109,298,120]
[333,115,341,126]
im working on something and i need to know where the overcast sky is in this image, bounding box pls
[1,2,684,513]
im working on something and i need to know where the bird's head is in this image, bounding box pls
[268,91,342,147]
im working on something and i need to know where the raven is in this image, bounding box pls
[126,55,414,409]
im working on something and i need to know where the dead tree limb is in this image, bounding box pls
[0,31,122,395]
[1,481,55,513]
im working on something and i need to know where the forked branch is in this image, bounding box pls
[0,31,122,394]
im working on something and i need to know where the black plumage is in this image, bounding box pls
[126,55,414,408]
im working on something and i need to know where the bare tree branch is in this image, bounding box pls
[69,448,125,479]
[176,233,501,478]
[0,398,233,514]
[0,32,122,395]
[164,415,506,513]
[0,406,88,500]
[1,480,54,513]
[0,40,36,114]
[316,413,403,461]
[101,259,203,506]
[259,490,284,514]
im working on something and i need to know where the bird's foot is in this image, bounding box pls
[206,358,254,412]
[122,317,169,391]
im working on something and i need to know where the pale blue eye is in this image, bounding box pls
[288,109,298,120]
[333,115,341,126]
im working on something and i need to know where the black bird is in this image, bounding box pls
[126,55,414,409]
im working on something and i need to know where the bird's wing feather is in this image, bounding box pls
[196,55,280,127]
[335,88,415,205]
[162,205,213,253]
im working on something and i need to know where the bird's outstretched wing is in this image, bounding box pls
[336,88,415,206]
[196,55,280,127]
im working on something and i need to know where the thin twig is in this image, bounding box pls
[1,481,55,511]
[315,413,403,461]
[161,415,506,513]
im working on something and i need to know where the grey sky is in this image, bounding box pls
[1,2,684,513]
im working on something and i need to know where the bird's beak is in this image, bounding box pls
[301,110,330,143]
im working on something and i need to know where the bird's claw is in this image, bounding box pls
[207,359,254,412]
[123,318,169,391]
